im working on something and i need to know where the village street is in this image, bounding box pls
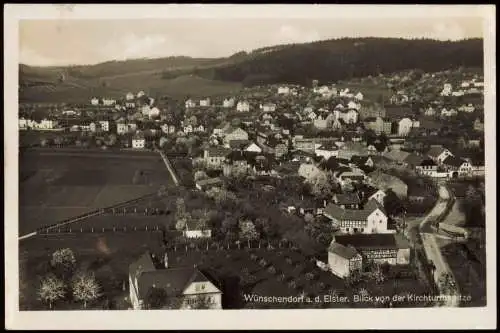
[419,185,460,307]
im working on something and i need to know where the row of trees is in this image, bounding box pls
[38,249,102,309]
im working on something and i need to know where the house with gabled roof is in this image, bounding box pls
[203,146,231,169]
[427,146,453,164]
[332,233,410,266]
[323,199,389,234]
[442,156,472,177]
[129,252,222,310]
[328,242,363,279]
[367,170,408,199]
[332,192,361,209]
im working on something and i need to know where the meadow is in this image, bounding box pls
[19,149,174,234]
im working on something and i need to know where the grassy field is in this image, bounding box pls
[19,232,165,310]
[335,81,392,102]
[19,150,174,234]
[441,239,487,307]
[19,73,243,103]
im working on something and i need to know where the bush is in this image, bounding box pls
[259,259,268,267]
[267,266,277,274]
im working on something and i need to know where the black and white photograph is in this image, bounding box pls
[5,4,496,330]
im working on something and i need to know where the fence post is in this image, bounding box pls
[102,227,104,232]
[113,227,116,232]
[124,226,127,232]
[146,226,148,231]
[91,228,94,233]
[69,228,71,233]
[81,228,83,233]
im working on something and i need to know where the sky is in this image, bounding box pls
[19,16,484,67]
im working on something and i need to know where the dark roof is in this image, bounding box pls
[228,139,250,150]
[129,251,156,281]
[385,106,414,119]
[323,199,384,222]
[333,192,361,205]
[206,146,231,157]
[403,153,424,166]
[350,155,370,166]
[136,267,215,300]
[420,158,437,166]
[328,242,360,260]
[443,155,466,167]
[196,177,223,187]
[334,233,410,250]
[427,146,446,158]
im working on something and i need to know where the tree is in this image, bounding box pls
[239,219,260,240]
[159,136,169,149]
[383,189,406,217]
[194,170,209,182]
[51,248,76,280]
[144,286,168,309]
[38,274,66,309]
[71,271,102,308]
[175,198,186,220]
[307,172,334,200]
[438,272,457,295]
[304,213,315,224]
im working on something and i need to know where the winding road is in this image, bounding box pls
[419,185,460,307]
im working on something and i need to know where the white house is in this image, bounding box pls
[129,252,222,310]
[328,242,363,279]
[245,142,262,153]
[347,101,361,110]
[278,86,290,95]
[427,146,454,164]
[132,133,146,149]
[441,108,458,117]
[99,120,110,132]
[335,109,358,124]
[323,199,390,234]
[193,124,205,133]
[223,98,235,108]
[183,125,193,134]
[185,99,197,109]
[199,98,211,107]
[441,83,452,96]
[184,219,212,239]
[452,90,465,97]
[125,102,136,108]
[141,105,151,116]
[458,104,475,113]
[126,92,135,100]
[149,107,161,118]
[398,118,414,136]
[354,92,364,101]
[136,91,146,98]
[102,98,116,106]
[90,97,99,106]
[236,101,250,112]
[367,189,387,205]
[262,103,277,112]
[315,143,339,160]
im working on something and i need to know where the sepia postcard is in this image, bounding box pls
[4,4,497,330]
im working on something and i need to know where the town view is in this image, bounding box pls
[17,19,487,311]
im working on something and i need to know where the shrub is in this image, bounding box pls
[250,254,259,261]
[287,280,297,289]
[277,273,285,281]
[267,266,276,274]
[285,258,293,265]
[259,259,268,267]
[305,272,315,281]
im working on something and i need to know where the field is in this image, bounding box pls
[19,150,174,234]
[19,232,165,310]
[441,238,487,307]
[19,73,243,103]
[165,248,431,309]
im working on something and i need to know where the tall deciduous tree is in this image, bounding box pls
[51,248,76,280]
[239,219,260,240]
[71,271,102,309]
[38,274,66,309]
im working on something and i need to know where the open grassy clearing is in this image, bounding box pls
[19,150,174,234]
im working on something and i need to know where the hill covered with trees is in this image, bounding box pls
[19,37,483,102]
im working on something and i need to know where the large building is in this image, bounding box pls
[323,199,390,234]
[332,233,411,266]
[129,252,222,310]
